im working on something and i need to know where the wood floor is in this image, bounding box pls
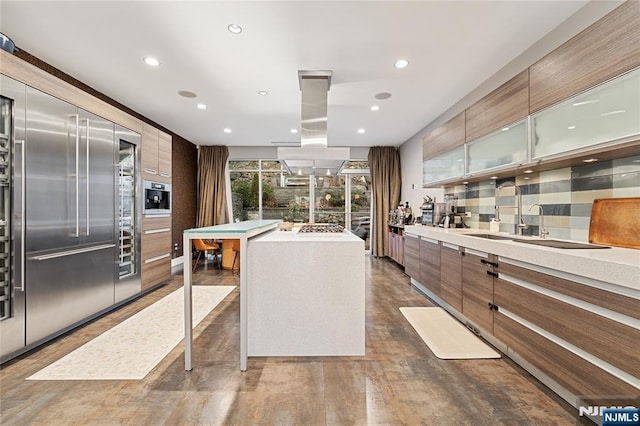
[1,256,586,425]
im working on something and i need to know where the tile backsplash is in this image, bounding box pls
[449,155,640,242]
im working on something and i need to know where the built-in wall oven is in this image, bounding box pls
[144,180,171,215]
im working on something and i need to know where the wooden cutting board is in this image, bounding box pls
[589,197,640,249]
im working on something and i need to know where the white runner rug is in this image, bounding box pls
[27,285,235,380]
[400,307,501,359]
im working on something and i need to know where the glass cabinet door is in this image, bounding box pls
[423,145,465,186]
[467,120,527,174]
[118,141,136,278]
[532,67,640,159]
[0,97,11,320]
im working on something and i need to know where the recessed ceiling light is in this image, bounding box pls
[374,92,392,100]
[357,128,365,134]
[370,105,380,111]
[143,57,160,67]
[462,181,469,185]
[178,90,197,98]
[224,128,232,134]
[228,24,242,34]
[582,158,598,163]
[567,125,576,130]
[394,59,409,69]
[524,170,534,174]
[196,103,207,110]
[258,91,268,96]
[290,129,298,134]
[523,177,531,180]
[501,127,510,131]
[490,176,498,180]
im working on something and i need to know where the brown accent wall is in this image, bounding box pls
[172,136,198,257]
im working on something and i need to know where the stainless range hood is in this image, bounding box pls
[278,70,349,174]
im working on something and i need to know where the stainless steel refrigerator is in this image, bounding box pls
[0,75,141,361]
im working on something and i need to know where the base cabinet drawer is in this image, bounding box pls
[419,238,440,296]
[494,312,638,398]
[141,255,171,290]
[494,278,640,379]
[404,235,420,280]
[440,244,463,312]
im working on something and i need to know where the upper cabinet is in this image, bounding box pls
[422,1,640,187]
[529,0,640,113]
[142,123,172,182]
[158,131,172,179]
[532,68,640,160]
[467,120,527,175]
[423,112,465,161]
[465,70,529,142]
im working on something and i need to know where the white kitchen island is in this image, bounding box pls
[247,227,365,356]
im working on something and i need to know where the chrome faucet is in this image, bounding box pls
[529,204,549,239]
[495,181,528,235]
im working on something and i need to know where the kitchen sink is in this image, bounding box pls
[512,239,611,249]
[466,234,515,241]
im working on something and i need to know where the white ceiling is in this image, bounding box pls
[1,1,590,148]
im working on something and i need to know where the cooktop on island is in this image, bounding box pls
[298,224,345,234]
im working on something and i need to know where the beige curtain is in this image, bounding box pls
[196,145,229,227]
[368,146,401,257]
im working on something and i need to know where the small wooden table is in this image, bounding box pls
[182,220,279,371]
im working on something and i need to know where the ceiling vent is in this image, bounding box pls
[278,70,349,174]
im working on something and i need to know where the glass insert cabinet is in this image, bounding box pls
[118,140,136,279]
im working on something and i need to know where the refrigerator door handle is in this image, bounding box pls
[30,243,116,261]
[71,113,80,237]
[15,139,25,292]
[85,117,90,236]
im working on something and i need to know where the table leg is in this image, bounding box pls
[183,234,193,371]
[240,237,248,371]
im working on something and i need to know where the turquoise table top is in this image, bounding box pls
[184,219,280,234]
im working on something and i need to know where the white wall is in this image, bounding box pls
[399,138,444,212]
[399,0,622,208]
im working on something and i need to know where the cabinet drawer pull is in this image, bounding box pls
[159,172,170,177]
[487,270,499,278]
[144,168,158,174]
[144,228,170,234]
[145,253,170,264]
[481,259,498,267]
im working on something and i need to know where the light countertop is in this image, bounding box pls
[405,225,640,292]
[252,228,364,243]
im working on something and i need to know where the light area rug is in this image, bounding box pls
[400,307,501,359]
[27,285,235,381]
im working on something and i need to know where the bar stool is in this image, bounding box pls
[193,239,221,272]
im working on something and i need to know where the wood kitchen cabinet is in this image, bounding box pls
[141,215,172,290]
[465,70,529,142]
[529,1,640,113]
[461,248,496,334]
[422,111,465,161]
[403,234,420,281]
[439,242,463,311]
[141,123,172,183]
[493,258,640,399]
[388,225,404,266]
[419,237,440,296]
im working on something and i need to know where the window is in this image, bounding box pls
[229,159,371,249]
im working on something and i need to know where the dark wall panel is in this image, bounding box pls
[172,136,197,257]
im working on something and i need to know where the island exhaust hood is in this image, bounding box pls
[278,70,349,174]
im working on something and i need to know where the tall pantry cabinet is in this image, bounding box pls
[141,123,173,290]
